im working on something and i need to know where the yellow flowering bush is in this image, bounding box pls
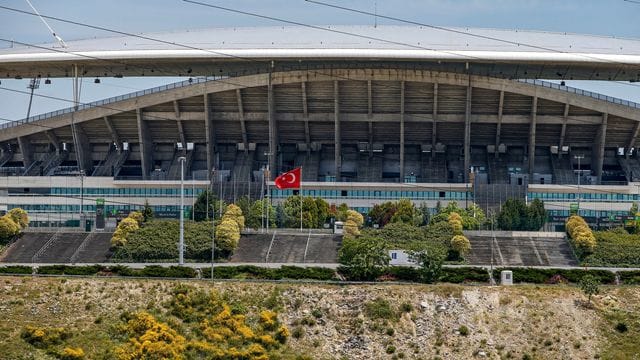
[115,311,186,360]
[21,326,69,348]
[60,347,85,360]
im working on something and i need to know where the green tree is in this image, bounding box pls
[315,198,330,227]
[193,190,224,221]
[247,199,275,229]
[142,200,154,222]
[525,198,547,231]
[343,220,360,238]
[283,195,320,228]
[215,218,240,253]
[236,196,251,221]
[430,201,485,230]
[409,244,447,283]
[390,199,421,225]
[497,198,527,230]
[368,201,397,227]
[579,274,599,305]
[335,203,349,222]
[338,235,389,280]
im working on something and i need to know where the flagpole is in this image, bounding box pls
[300,166,303,232]
[266,166,270,234]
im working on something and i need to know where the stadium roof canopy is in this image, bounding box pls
[1,26,639,81]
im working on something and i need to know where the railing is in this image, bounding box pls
[2,67,638,131]
[517,79,640,109]
[0,75,233,130]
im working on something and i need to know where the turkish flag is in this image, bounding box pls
[274,167,301,189]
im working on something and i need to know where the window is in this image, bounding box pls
[391,252,397,260]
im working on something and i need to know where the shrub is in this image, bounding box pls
[458,325,469,336]
[7,208,29,229]
[0,215,20,241]
[0,265,32,274]
[115,311,186,359]
[223,204,245,230]
[566,215,596,253]
[615,322,628,333]
[364,297,395,320]
[37,265,103,276]
[216,218,240,253]
[618,271,640,285]
[60,347,85,360]
[386,345,396,354]
[111,217,139,247]
[343,219,360,238]
[450,235,471,256]
[492,268,615,285]
[21,326,69,348]
[346,210,364,227]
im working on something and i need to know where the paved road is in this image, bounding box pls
[1,262,640,272]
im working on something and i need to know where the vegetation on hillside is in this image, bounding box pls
[581,228,640,266]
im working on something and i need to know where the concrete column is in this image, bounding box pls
[268,77,278,179]
[204,93,215,176]
[45,130,60,153]
[594,113,608,184]
[558,104,569,159]
[400,81,405,180]
[17,136,33,169]
[173,101,186,150]
[136,108,153,180]
[432,82,438,158]
[334,80,341,181]
[528,96,538,178]
[627,121,640,159]
[463,85,472,182]
[73,123,92,174]
[104,116,121,152]
[236,89,249,152]
[495,90,504,158]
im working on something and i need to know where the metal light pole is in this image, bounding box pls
[575,154,584,215]
[79,169,85,226]
[178,156,186,265]
[210,169,216,280]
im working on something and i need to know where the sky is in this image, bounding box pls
[0,0,639,122]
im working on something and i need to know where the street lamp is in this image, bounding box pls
[178,156,186,266]
[210,169,216,280]
[79,169,85,227]
[574,154,584,214]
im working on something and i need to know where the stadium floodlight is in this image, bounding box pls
[178,156,187,265]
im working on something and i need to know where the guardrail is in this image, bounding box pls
[2,69,638,131]
[516,79,640,109]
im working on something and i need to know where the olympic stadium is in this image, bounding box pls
[1,25,640,230]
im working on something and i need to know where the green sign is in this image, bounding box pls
[96,198,105,206]
[570,203,579,212]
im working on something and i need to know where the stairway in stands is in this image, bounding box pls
[474,184,527,214]
[44,150,69,175]
[551,156,577,184]
[167,151,193,180]
[1,232,113,263]
[232,151,254,182]
[420,154,447,182]
[230,232,341,263]
[619,157,640,182]
[487,155,509,184]
[465,232,578,266]
[357,154,382,182]
[23,152,57,176]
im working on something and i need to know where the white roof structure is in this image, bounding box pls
[1,26,639,80]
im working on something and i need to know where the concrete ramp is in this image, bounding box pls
[465,231,578,267]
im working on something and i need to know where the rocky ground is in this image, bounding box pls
[0,276,638,359]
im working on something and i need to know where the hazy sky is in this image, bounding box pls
[1,0,639,122]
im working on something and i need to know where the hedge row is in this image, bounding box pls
[492,267,616,284]
[1,265,639,285]
[203,265,337,281]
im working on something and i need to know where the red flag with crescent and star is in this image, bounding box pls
[274,167,301,189]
